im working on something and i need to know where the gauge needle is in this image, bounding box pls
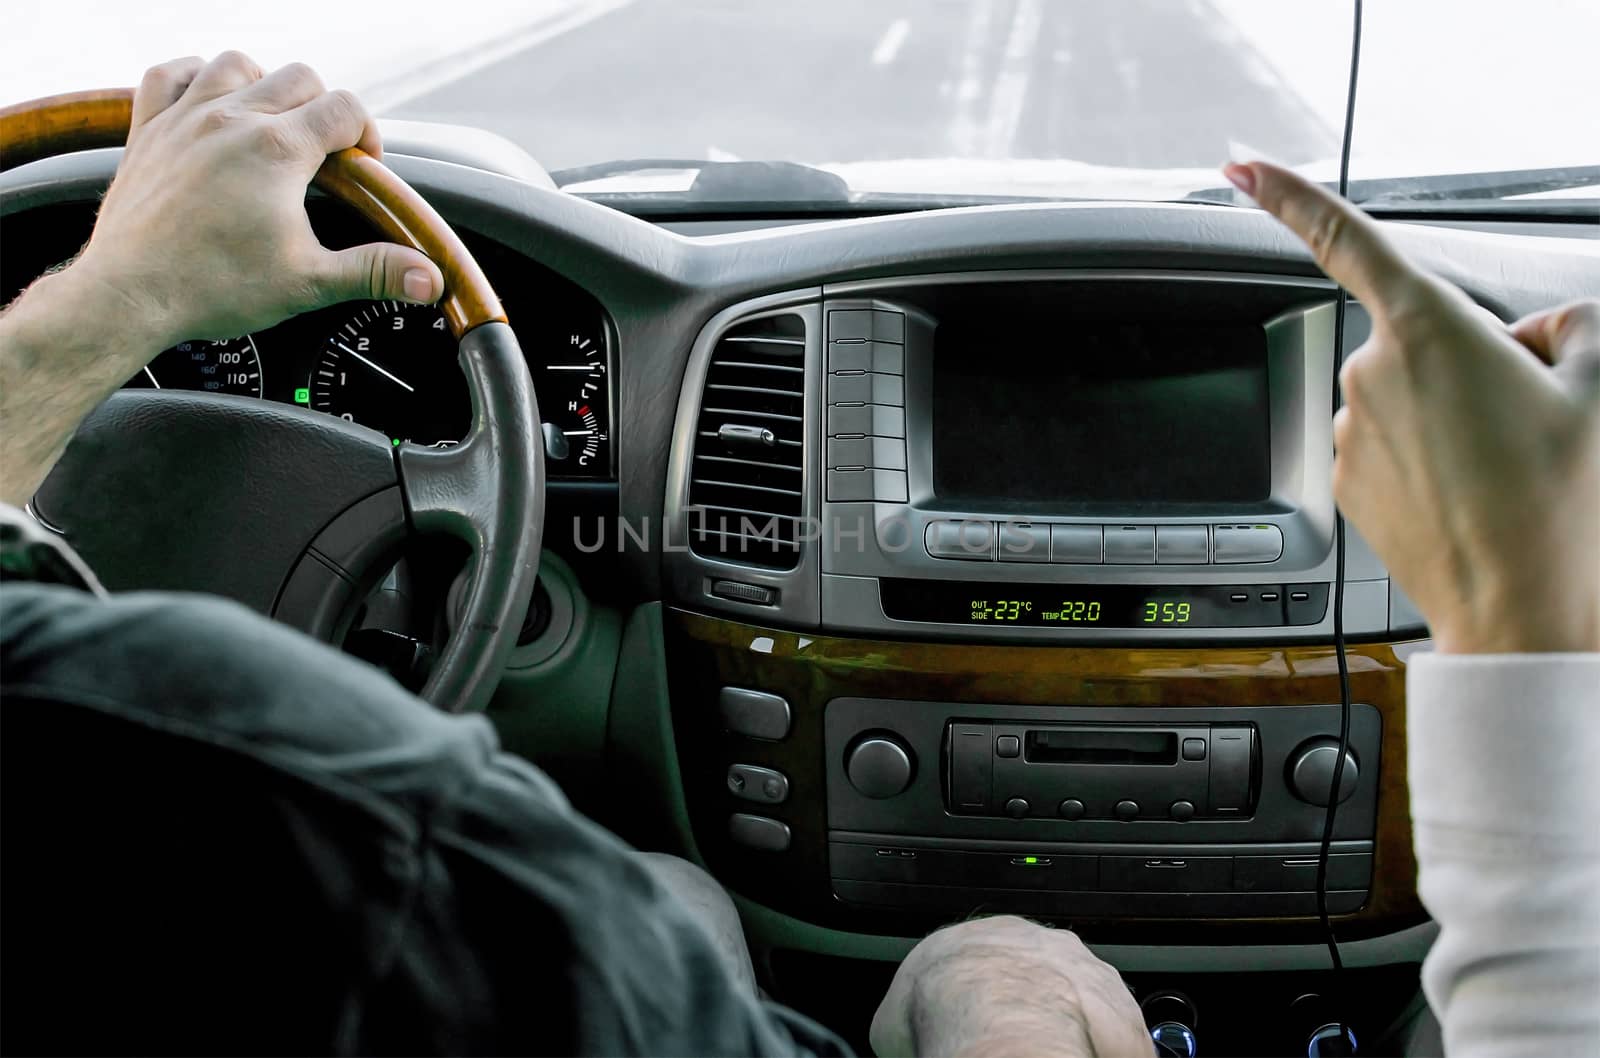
[142,366,162,389]
[337,341,414,392]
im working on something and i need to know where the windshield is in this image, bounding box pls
[7,0,1597,207]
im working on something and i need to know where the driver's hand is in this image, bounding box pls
[870,916,1150,1057]
[73,52,444,355]
[1223,162,1599,655]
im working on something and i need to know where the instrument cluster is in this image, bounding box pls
[0,202,613,478]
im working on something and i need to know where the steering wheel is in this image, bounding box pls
[0,89,544,714]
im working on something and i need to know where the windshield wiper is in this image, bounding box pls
[1185,164,1600,210]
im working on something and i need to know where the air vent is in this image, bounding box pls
[687,313,807,569]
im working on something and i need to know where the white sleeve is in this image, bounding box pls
[1407,653,1600,1056]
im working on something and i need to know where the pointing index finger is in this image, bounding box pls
[1223,161,1423,322]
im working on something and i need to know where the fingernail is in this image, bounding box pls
[1222,162,1256,197]
[403,268,436,303]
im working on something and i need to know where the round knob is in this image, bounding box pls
[1287,738,1359,806]
[845,736,913,799]
[1004,797,1031,818]
[1149,1023,1197,1058]
[1307,1023,1358,1056]
[1114,799,1140,821]
[1058,798,1085,820]
[1169,799,1196,822]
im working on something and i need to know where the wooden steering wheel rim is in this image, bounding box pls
[0,88,506,337]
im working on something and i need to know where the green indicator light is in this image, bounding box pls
[1024,856,1039,864]
[293,387,310,404]
[391,438,401,447]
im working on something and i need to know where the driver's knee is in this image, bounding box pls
[634,851,758,994]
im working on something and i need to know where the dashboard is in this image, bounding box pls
[0,203,615,477]
[4,137,1597,1039]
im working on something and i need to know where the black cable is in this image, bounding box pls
[1314,0,1364,1028]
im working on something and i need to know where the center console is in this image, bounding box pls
[661,272,1423,937]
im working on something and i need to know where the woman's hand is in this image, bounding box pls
[1224,161,1599,654]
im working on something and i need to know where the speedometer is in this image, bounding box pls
[130,335,263,398]
[306,300,469,447]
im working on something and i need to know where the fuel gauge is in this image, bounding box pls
[542,329,611,475]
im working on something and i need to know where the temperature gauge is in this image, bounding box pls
[542,329,611,475]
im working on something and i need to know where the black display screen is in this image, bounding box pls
[932,322,1272,506]
[879,580,1328,629]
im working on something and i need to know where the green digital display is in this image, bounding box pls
[882,580,1331,629]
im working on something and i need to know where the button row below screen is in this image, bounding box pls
[924,520,1283,565]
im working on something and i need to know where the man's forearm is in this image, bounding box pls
[0,263,168,505]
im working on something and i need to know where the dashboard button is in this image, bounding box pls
[1050,524,1103,563]
[1169,800,1196,822]
[829,309,904,343]
[995,735,1021,758]
[925,519,995,560]
[1057,798,1086,820]
[1114,799,1141,821]
[1156,525,1209,564]
[1104,526,1156,564]
[727,764,790,804]
[827,436,906,470]
[828,372,904,406]
[728,813,791,852]
[1181,737,1208,761]
[719,687,791,740]
[827,403,905,437]
[997,523,1050,563]
[1004,797,1031,818]
[828,341,904,374]
[828,468,908,502]
[1213,524,1284,563]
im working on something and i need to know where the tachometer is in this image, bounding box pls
[305,301,468,447]
[541,329,611,473]
[130,335,263,398]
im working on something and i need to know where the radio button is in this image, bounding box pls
[1004,797,1031,819]
[948,723,993,810]
[1213,524,1284,563]
[828,340,903,375]
[1049,524,1103,563]
[827,403,904,437]
[846,737,915,799]
[995,735,1021,758]
[828,309,903,343]
[925,519,995,560]
[1169,800,1197,822]
[828,435,906,471]
[1156,525,1209,564]
[998,523,1051,563]
[1114,799,1141,821]
[1057,798,1086,820]
[1181,737,1208,761]
[828,372,904,407]
[1104,526,1156,564]
[829,468,908,502]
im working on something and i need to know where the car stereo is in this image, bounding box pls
[665,272,1419,642]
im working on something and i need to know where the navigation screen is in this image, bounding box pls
[932,322,1271,506]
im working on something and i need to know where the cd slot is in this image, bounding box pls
[1025,728,1177,766]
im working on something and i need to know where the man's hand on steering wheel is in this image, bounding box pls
[76,52,443,353]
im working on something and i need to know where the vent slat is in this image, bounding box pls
[688,314,809,570]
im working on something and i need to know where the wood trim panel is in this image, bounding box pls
[667,609,1426,943]
[0,89,505,336]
